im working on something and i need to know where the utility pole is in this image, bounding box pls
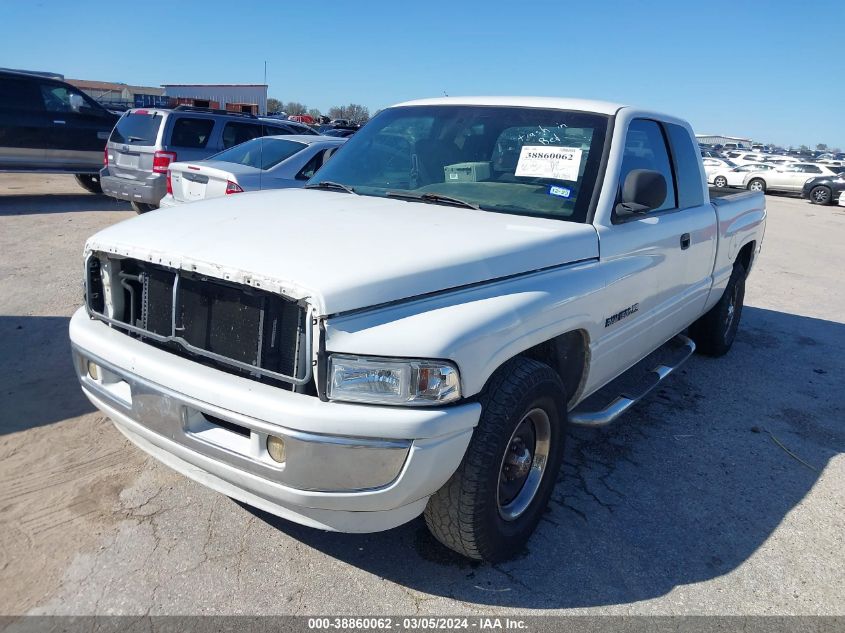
[263,61,267,114]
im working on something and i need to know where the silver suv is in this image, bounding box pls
[101,106,317,213]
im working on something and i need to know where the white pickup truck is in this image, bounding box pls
[70,97,766,561]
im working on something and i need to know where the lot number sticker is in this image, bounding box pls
[515,145,582,181]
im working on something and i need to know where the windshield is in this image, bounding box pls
[209,137,307,170]
[310,105,609,222]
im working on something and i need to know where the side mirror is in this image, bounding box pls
[615,169,667,217]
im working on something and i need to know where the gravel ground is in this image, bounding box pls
[0,174,842,616]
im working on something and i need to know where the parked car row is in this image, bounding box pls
[101,105,346,212]
[0,69,351,211]
[700,143,845,205]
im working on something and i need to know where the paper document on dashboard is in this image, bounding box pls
[515,145,582,181]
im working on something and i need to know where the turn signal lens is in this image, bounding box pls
[267,435,286,463]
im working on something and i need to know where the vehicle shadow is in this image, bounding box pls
[243,305,844,608]
[0,194,131,216]
[0,316,94,435]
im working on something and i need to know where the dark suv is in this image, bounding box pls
[102,106,317,212]
[0,69,120,193]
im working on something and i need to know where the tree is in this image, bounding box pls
[816,143,828,151]
[266,97,283,114]
[799,144,809,151]
[307,107,322,120]
[284,101,308,116]
[328,103,370,123]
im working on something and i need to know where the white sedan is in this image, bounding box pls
[708,163,778,188]
[160,135,346,207]
[702,157,736,180]
[744,163,841,193]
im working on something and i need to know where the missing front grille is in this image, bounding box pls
[88,254,308,391]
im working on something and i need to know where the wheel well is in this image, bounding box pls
[517,330,588,405]
[737,240,755,273]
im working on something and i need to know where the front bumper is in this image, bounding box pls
[100,167,167,206]
[69,308,479,532]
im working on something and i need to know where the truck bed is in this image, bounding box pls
[709,186,751,199]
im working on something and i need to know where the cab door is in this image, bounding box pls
[590,119,716,391]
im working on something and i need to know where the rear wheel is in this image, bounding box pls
[713,175,728,188]
[424,357,568,562]
[131,202,157,214]
[689,262,746,357]
[809,185,832,205]
[74,174,102,195]
[747,178,766,193]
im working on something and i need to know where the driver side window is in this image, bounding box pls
[619,119,676,213]
[39,84,91,114]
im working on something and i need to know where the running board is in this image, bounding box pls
[569,334,696,427]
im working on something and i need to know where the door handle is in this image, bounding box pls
[680,233,691,250]
[53,120,66,124]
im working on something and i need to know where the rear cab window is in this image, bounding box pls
[664,123,705,208]
[169,117,215,148]
[110,111,164,145]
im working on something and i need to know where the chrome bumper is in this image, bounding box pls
[74,349,411,492]
[69,308,479,531]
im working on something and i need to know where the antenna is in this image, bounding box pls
[261,60,267,190]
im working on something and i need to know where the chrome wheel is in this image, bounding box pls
[748,180,764,192]
[498,408,551,521]
[714,176,727,188]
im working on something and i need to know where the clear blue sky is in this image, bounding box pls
[3,0,843,148]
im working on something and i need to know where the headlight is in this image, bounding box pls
[327,354,461,406]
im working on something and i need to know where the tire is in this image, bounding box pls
[689,262,746,357]
[747,178,766,193]
[809,185,832,205]
[424,357,568,562]
[131,202,157,214]
[74,174,103,195]
[713,175,728,188]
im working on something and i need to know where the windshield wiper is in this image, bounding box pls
[385,191,479,210]
[304,180,357,194]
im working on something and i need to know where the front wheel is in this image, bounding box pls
[74,174,103,194]
[424,357,567,562]
[131,202,158,214]
[809,185,832,205]
[713,175,728,188]
[747,178,766,193]
[689,262,746,357]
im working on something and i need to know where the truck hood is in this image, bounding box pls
[87,189,599,315]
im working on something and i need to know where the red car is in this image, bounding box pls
[288,114,315,125]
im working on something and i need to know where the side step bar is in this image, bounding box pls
[569,334,696,427]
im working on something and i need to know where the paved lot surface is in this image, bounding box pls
[1,174,843,616]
